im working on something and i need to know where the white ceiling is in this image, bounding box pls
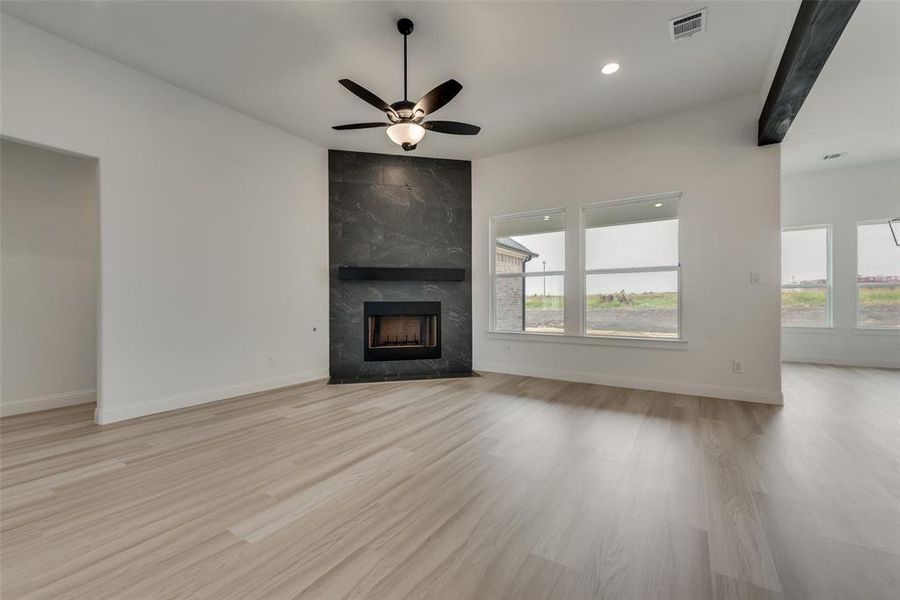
[2,1,799,160]
[782,0,900,174]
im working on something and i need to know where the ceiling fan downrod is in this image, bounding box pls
[398,18,413,101]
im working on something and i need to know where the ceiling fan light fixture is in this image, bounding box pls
[386,122,426,146]
[601,62,620,75]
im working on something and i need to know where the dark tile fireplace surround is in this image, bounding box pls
[329,150,473,383]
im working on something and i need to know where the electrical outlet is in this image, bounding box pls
[732,360,743,374]
[265,355,275,367]
[505,344,512,355]
[750,271,762,284]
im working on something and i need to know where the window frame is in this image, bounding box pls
[781,224,833,329]
[855,218,899,330]
[488,207,567,334]
[579,192,683,341]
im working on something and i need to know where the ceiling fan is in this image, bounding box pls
[333,18,480,152]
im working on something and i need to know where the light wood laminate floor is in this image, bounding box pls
[1,364,898,599]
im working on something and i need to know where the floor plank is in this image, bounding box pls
[1,364,897,599]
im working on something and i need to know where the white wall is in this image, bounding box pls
[1,140,99,416]
[473,95,783,404]
[1,16,329,423]
[781,160,900,368]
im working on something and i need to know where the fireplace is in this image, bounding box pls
[329,150,472,381]
[364,301,441,361]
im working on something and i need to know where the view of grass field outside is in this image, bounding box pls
[523,275,564,332]
[781,227,830,327]
[585,215,679,337]
[495,200,680,338]
[780,223,900,328]
[857,222,900,328]
[492,211,566,333]
[501,232,565,333]
[498,214,899,336]
[585,271,678,337]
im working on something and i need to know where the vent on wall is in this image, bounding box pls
[670,9,706,42]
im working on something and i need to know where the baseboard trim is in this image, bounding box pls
[95,370,329,425]
[782,354,900,369]
[1,389,96,417]
[475,362,784,405]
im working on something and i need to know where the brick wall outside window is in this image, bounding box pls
[494,250,527,330]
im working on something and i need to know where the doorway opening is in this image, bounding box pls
[1,139,100,417]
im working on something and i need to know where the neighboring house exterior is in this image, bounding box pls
[495,237,538,331]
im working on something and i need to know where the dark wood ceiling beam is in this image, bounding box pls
[758,0,859,146]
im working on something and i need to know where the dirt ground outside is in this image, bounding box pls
[525,307,678,337]
[523,304,898,333]
[782,305,899,328]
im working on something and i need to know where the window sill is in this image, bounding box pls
[782,326,836,334]
[852,327,900,336]
[485,330,688,350]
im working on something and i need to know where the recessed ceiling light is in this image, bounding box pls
[601,62,620,75]
[543,215,551,221]
[654,203,663,208]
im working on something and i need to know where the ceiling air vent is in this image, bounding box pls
[670,9,706,42]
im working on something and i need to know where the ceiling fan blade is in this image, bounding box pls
[422,120,481,135]
[414,79,462,116]
[332,122,390,130]
[338,79,398,117]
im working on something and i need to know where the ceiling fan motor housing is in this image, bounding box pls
[390,100,420,121]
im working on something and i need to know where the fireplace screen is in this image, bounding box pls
[364,301,441,361]
[368,315,437,349]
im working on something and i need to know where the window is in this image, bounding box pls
[582,195,680,338]
[491,210,565,333]
[781,226,831,327]
[857,221,900,328]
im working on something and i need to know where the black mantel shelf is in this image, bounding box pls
[338,267,466,282]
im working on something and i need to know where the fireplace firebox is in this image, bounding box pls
[364,301,441,361]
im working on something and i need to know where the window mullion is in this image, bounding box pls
[585,265,680,276]
[495,271,566,278]
[564,208,580,335]
[522,271,566,277]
